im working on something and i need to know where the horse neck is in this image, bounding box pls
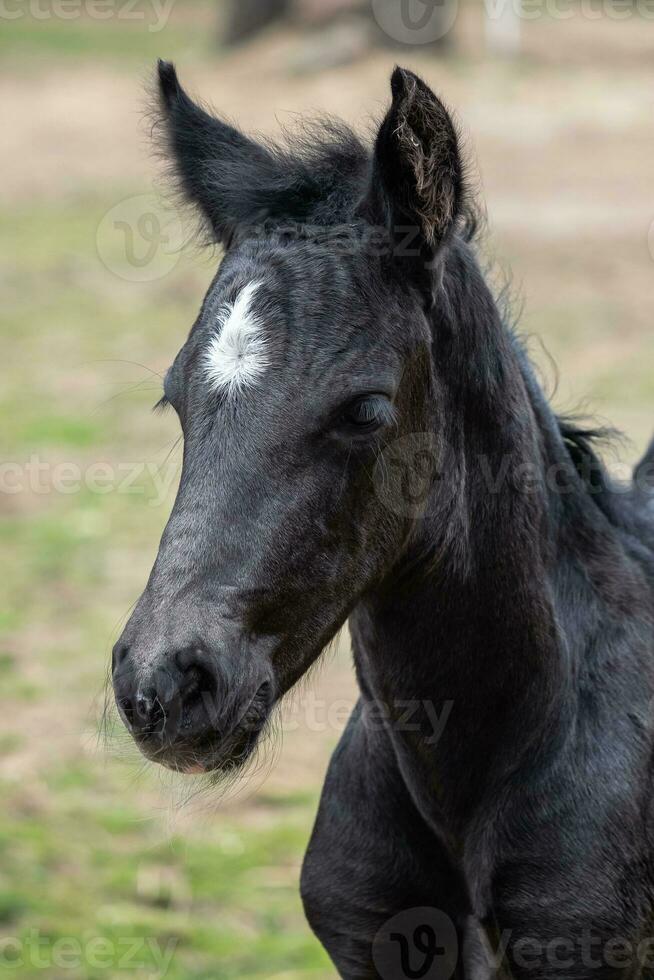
[355,240,589,833]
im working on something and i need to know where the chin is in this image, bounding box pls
[137,691,274,777]
[191,723,268,775]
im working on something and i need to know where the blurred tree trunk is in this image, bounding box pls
[222,0,290,45]
[220,0,455,52]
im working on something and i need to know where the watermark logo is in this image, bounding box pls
[373,432,441,518]
[372,430,646,516]
[96,193,184,283]
[373,908,458,980]
[371,0,459,44]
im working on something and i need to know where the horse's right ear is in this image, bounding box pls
[156,60,281,246]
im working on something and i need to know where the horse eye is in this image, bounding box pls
[340,395,392,433]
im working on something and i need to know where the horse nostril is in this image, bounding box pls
[175,649,220,704]
[115,646,226,747]
[134,688,164,732]
[117,692,164,737]
[112,643,129,674]
[136,691,153,716]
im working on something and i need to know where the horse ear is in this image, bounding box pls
[359,67,465,279]
[156,60,281,245]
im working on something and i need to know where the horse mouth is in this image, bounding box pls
[181,710,270,775]
[138,682,274,776]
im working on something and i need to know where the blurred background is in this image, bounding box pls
[1,2,652,977]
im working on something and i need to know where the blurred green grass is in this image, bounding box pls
[0,769,328,978]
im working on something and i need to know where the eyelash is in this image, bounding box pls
[153,395,170,414]
[339,395,396,434]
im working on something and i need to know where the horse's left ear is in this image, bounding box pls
[359,67,465,284]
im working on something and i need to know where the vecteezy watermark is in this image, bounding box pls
[0,930,177,974]
[371,0,459,44]
[485,929,654,973]
[0,0,176,30]
[0,456,178,507]
[4,443,646,510]
[373,434,649,518]
[277,695,453,745]
[373,908,459,980]
[111,674,455,746]
[484,0,654,19]
[372,911,654,979]
[96,193,184,283]
[240,221,427,262]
